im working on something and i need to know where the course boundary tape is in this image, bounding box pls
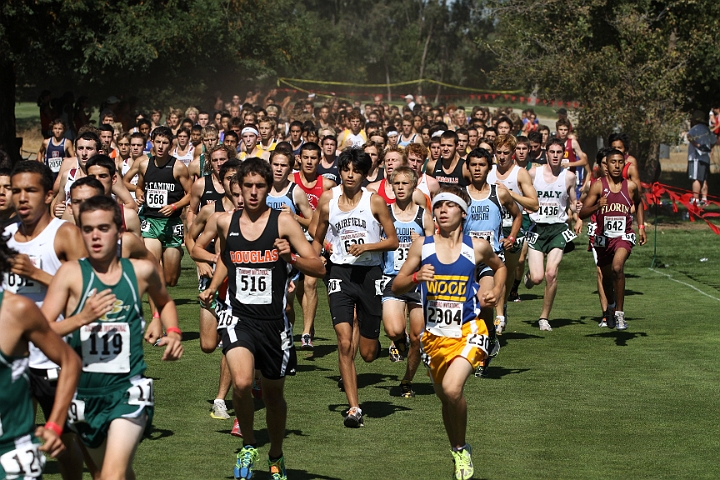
[648,268,720,302]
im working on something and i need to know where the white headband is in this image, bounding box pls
[387,130,399,137]
[241,127,259,136]
[432,192,468,213]
[431,130,445,138]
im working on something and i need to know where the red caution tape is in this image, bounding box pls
[642,182,720,234]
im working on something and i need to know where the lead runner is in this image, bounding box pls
[393,186,506,480]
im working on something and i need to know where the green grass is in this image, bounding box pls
[40,227,720,479]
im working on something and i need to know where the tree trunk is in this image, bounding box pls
[418,22,433,98]
[639,140,662,184]
[0,60,20,166]
[385,63,392,102]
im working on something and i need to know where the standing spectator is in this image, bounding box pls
[687,110,717,206]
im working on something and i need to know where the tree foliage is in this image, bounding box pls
[487,0,720,178]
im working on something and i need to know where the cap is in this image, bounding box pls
[405,94,414,100]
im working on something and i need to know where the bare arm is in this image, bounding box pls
[37,139,48,162]
[474,238,506,306]
[393,240,431,295]
[579,180,603,219]
[276,211,326,278]
[311,191,332,255]
[499,188,522,250]
[629,180,647,246]
[136,259,183,360]
[293,187,314,228]
[187,176,206,225]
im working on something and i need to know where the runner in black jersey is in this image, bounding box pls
[425,130,470,188]
[188,144,230,228]
[126,126,192,288]
[199,158,325,480]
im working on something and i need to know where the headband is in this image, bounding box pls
[387,130,399,137]
[241,127,259,136]
[432,192,468,214]
[431,130,445,138]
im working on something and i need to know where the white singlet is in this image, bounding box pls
[530,165,569,225]
[328,186,383,266]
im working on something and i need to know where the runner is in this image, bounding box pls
[555,118,589,197]
[0,233,81,480]
[257,118,278,155]
[579,149,646,330]
[238,126,270,161]
[406,143,440,201]
[367,147,427,207]
[317,135,340,185]
[199,158,325,480]
[524,139,581,331]
[173,127,195,168]
[487,135,538,332]
[189,126,220,180]
[127,126,193,288]
[392,186,506,480]
[0,167,16,228]
[608,132,642,188]
[337,111,367,150]
[5,160,89,480]
[37,119,74,181]
[188,144,231,227]
[381,166,434,395]
[41,195,183,480]
[312,148,399,427]
[398,115,422,147]
[123,132,146,198]
[425,131,470,188]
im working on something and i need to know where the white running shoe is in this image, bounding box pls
[210,399,230,419]
[494,316,506,335]
[615,311,627,330]
[538,319,552,331]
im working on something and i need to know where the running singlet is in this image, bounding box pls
[68,258,147,390]
[431,158,468,188]
[328,186,383,266]
[45,138,66,173]
[317,160,340,185]
[200,176,224,208]
[293,172,323,210]
[64,161,81,205]
[142,156,184,219]
[375,179,395,205]
[222,209,290,322]
[420,235,481,338]
[173,145,195,167]
[383,205,425,276]
[266,183,298,215]
[398,134,417,148]
[595,177,634,240]
[622,158,632,180]
[340,130,367,149]
[530,165,568,225]
[463,184,503,252]
[4,218,65,370]
[487,164,521,228]
[564,139,576,164]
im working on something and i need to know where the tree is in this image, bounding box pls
[487,0,720,180]
[0,0,316,162]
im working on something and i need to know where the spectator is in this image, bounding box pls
[687,110,717,206]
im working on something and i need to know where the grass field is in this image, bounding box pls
[37,226,719,480]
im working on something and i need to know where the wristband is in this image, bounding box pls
[152,312,160,319]
[412,272,420,284]
[507,236,515,243]
[166,327,182,336]
[171,203,177,211]
[639,225,645,230]
[45,422,63,437]
[290,253,298,265]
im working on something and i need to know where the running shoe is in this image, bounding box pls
[475,358,490,378]
[399,380,415,398]
[231,418,243,437]
[337,377,344,391]
[494,315,506,336]
[598,319,607,328]
[268,456,287,480]
[211,399,231,419]
[452,444,474,480]
[523,271,533,290]
[388,343,403,362]
[488,336,500,358]
[394,333,410,359]
[508,288,520,302]
[344,407,364,428]
[615,311,627,330]
[300,333,313,350]
[538,319,552,331]
[251,378,262,400]
[234,445,258,479]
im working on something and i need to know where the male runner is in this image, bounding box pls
[367,147,427,207]
[405,143,439,201]
[0,167,17,228]
[189,126,220,179]
[317,135,340,185]
[312,149,399,427]
[393,186,506,480]
[5,161,89,480]
[487,135,538,332]
[579,150,646,330]
[41,195,183,480]
[257,118,278,155]
[381,166,434,395]
[524,139,581,331]
[199,158,325,480]
[37,119,74,181]
[127,126,193,287]
[239,126,270,161]
[337,111,367,150]
[188,144,230,227]
[555,118,589,196]
[425,131,470,188]
[0,237,81,479]
[398,116,422,147]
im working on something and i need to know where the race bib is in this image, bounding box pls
[3,256,42,294]
[173,223,184,237]
[425,300,463,338]
[393,242,411,271]
[216,308,238,331]
[145,189,168,209]
[469,230,493,243]
[327,278,342,294]
[80,322,131,373]
[466,333,490,353]
[501,210,513,228]
[127,377,154,407]
[536,201,560,222]
[587,222,597,237]
[48,156,63,173]
[593,235,607,248]
[603,216,626,237]
[236,268,272,304]
[340,231,368,259]
[0,441,45,478]
[561,229,577,243]
[622,232,637,245]
[140,220,150,233]
[374,279,383,296]
[67,397,86,424]
[525,231,539,245]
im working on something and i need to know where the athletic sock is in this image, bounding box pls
[511,279,520,291]
[394,333,408,356]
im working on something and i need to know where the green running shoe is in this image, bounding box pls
[234,445,259,479]
[268,456,288,480]
[452,444,474,480]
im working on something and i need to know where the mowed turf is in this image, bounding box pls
[41,228,720,479]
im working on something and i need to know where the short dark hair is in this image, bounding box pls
[546,138,565,151]
[75,131,102,151]
[219,159,241,181]
[338,148,372,176]
[608,132,630,151]
[440,130,458,144]
[496,116,512,128]
[527,131,543,143]
[86,155,116,177]
[224,130,239,142]
[12,161,54,193]
[98,124,114,134]
[78,195,122,230]
[70,176,104,196]
[466,148,493,164]
[236,157,273,187]
[152,126,174,141]
[299,142,321,156]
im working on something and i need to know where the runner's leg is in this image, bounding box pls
[226,347,256,445]
[434,358,474,448]
[260,377,287,459]
[539,248,564,319]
